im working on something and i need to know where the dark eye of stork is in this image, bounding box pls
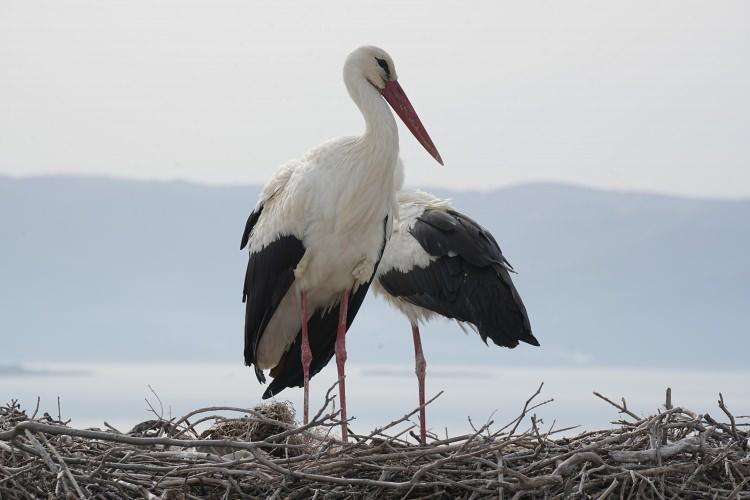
[375,57,391,79]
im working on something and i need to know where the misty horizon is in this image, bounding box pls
[4,172,750,203]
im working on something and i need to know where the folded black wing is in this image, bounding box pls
[241,204,305,382]
[379,208,538,348]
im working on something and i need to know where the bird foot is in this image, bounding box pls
[352,259,375,284]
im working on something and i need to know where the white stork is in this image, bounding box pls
[240,46,442,441]
[372,189,539,443]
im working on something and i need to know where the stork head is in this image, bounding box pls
[344,46,398,91]
[344,46,443,166]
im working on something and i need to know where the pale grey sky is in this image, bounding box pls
[1,1,748,197]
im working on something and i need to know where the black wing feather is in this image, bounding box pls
[240,205,263,250]
[380,208,538,348]
[241,203,305,382]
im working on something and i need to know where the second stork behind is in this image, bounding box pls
[373,190,539,443]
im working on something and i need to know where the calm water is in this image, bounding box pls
[1,363,748,439]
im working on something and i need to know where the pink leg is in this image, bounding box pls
[411,322,427,444]
[335,288,351,442]
[300,290,311,425]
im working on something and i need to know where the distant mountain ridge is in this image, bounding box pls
[1,175,748,368]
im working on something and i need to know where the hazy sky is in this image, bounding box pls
[1,1,748,197]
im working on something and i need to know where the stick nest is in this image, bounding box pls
[1,384,748,499]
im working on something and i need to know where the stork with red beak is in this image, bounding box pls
[241,46,442,441]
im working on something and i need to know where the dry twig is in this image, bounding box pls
[0,388,748,498]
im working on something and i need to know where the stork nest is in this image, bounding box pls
[1,384,748,499]
[197,400,306,458]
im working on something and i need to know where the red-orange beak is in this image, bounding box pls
[380,80,443,165]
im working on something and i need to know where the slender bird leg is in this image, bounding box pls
[411,322,427,444]
[300,289,311,425]
[335,288,351,442]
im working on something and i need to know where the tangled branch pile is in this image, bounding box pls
[1,384,748,499]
